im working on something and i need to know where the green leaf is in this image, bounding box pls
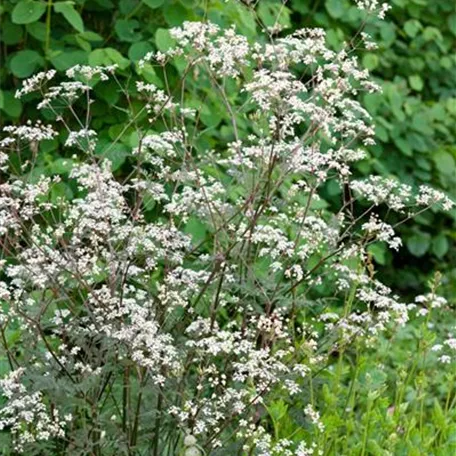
[375,125,389,143]
[412,112,432,136]
[408,75,423,91]
[386,84,404,121]
[363,93,382,113]
[142,0,164,8]
[56,6,84,33]
[54,2,84,32]
[79,31,103,42]
[432,399,447,429]
[1,20,24,45]
[432,235,449,259]
[12,0,46,24]
[448,14,456,37]
[50,182,73,202]
[135,62,162,86]
[115,19,143,42]
[380,23,396,47]
[164,2,187,26]
[48,158,74,175]
[179,0,198,6]
[257,1,291,29]
[325,0,345,18]
[119,0,138,14]
[10,50,44,78]
[362,54,379,71]
[406,232,431,257]
[50,50,88,71]
[423,26,442,42]
[433,150,456,176]
[95,143,129,171]
[407,132,428,152]
[394,137,413,156]
[404,19,421,38]
[128,41,154,61]
[88,48,130,69]
[27,22,47,41]
[0,91,23,118]
[367,243,387,266]
[184,217,207,243]
[154,28,175,52]
[0,91,4,110]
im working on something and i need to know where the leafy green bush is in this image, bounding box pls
[289,0,456,296]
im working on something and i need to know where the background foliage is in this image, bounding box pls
[1,0,455,297]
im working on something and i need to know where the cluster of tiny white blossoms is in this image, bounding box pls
[0,3,453,453]
[431,330,456,364]
[355,0,391,19]
[0,368,70,453]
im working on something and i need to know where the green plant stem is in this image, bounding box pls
[360,400,373,456]
[45,0,53,55]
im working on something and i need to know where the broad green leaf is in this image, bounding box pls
[407,132,428,152]
[257,1,291,29]
[406,232,431,257]
[54,2,84,32]
[119,0,138,14]
[408,75,423,91]
[404,19,421,38]
[0,91,22,118]
[363,93,383,113]
[164,2,187,26]
[88,48,130,69]
[325,0,345,18]
[362,54,379,70]
[135,62,162,86]
[448,14,456,36]
[1,20,24,45]
[128,41,153,61]
[433,150,455,176]
[154,28,175,52]
[50,50,88,71]
[184,217,207,243]
[95,143,129,171]
[50,182,73,202]
[142,0,164,8]
[380,22,396,47]
[10,50,44,78]
[423,26,443,42]
[375,125,389,143]
[27,21,47,41]
[12,0,46,24]
[115,19,143,42]
[411,112,432,136]
[394,137,413,156]
[179,0,198,6]
[432,235,449,258]
[367,243,387,265]
[79,31,103,42]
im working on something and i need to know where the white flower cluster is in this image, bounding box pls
[355,0,391,19]
[0,369,69,453]
[432,330,456,364]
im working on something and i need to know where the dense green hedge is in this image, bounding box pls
[0,0,455,295]
[292,0,456,296]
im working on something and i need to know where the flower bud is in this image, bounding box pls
[184,435,197,447]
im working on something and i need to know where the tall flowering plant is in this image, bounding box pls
[0,2,453,455]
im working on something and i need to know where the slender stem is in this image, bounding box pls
[45,0,53,55]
